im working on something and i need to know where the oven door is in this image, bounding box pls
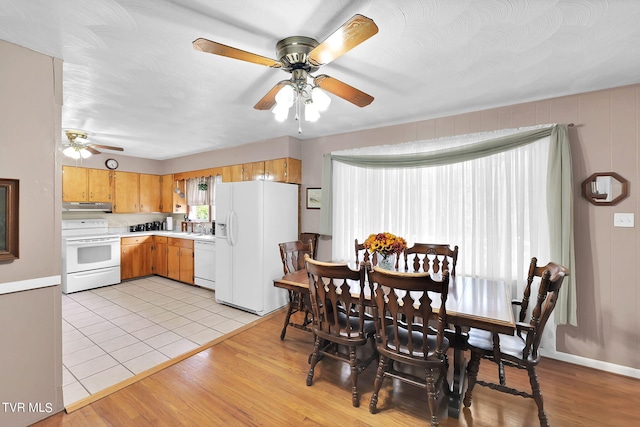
[64,236,121,273]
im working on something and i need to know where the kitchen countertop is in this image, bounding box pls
[117,231,216,242]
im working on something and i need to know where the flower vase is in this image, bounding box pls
[378,253,396,270]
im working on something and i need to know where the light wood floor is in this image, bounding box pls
[35,310,640,426]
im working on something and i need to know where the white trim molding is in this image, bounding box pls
[0,275,61,295]
[543,349,640,379]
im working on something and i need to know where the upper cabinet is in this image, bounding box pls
[221,158,301,183]
[222,164,243,182]
[62,157,300,210]
[113,171,140,213]
[139,173,161,213]
[265,158,301,184]
[160,174,174,213]
[88,169,113,201]
[62,166,112,202]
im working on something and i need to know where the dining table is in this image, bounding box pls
[273,266,516,418]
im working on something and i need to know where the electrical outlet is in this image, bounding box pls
[614,213,634,228]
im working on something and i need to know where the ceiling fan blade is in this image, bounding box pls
[308,14,378,66]
[254,81,289,110]
[193,38,282,68]
[86,146,101,155]
[314,75,374,107]
[93,144,124,151]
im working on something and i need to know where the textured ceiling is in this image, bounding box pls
[2,0,640,160]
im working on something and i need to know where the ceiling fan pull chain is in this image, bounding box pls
[297,96,303,134]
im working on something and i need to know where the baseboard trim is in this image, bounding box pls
[543,349,640,379]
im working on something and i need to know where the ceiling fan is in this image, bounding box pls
[63,130,124,159]
[193,14,379,117]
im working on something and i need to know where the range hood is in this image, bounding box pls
[62,202,112,212]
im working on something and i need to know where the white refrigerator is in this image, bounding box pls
[214,180,298,315]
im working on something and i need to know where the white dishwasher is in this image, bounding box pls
[194,240,216,290]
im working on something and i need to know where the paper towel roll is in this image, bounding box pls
[166,217,173,231]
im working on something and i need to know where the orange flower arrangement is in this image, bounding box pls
[363,232,407,256]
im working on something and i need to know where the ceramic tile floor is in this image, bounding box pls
[62,276,260,407]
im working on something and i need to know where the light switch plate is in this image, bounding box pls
[614,213,634,227]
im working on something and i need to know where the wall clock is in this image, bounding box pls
[105,158,119,170]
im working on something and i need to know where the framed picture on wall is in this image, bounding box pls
[0,178,19,261]
[306,188,322,209]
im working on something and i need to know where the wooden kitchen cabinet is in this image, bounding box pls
[152,236,168,277]
[139,173,161,212]
[62,166,87,201]
[88,169,113,201]
[113,171,140,213]
[167,238,194,284]
[62,166,113,202]
[160,174,174,213]
[244,161,265,180]
[264,157,301,183]
[222,164,243,182]
[222,161,268,181]
[121,236,153,280]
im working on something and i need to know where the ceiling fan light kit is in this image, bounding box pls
[193,14,378,132]
[62,129,124,160]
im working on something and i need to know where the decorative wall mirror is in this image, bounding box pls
[581,172,629,206]
[0,178,20,261]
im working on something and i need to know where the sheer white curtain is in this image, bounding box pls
[332,126,551,297]
[186,176,218,206]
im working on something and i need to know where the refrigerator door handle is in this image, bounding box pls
[228,210,238,246]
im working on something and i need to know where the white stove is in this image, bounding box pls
[62,219,121,294]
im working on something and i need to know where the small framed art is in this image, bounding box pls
[306,188,322,209]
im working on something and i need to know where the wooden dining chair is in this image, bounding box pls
[403,243,458,274]
[278,239,315,340]
[367,266,450,426]
[300,232,319,259]
[304,255,376,407]
[355,238,377,266]
[463,257,570,427]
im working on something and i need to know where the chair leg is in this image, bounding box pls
[280,291,296,340]
[463,350,482,407]
[425,368,440,426]
[527,365,549,427]
[306,335,322,386]
[369,356,388,414]
[498,360,506,386]
[349,346,360,407]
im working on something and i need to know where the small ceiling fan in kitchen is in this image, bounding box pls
[193,14,378,130]
[62,129,124,159]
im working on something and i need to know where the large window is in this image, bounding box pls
[324,123,576,338]
[330,125,559,298]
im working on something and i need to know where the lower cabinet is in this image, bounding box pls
[121,235,194,284]
[167,238,194,284]
[121,236,153,280]
[152,236,168,277]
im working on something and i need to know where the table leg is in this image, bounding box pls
[447,325,467,418]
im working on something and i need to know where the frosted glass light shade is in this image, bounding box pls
[305,102,320,122]
[272,103,290,122]
[63,146,81,159]
[275,84,295,108]
[311,86,331,111]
